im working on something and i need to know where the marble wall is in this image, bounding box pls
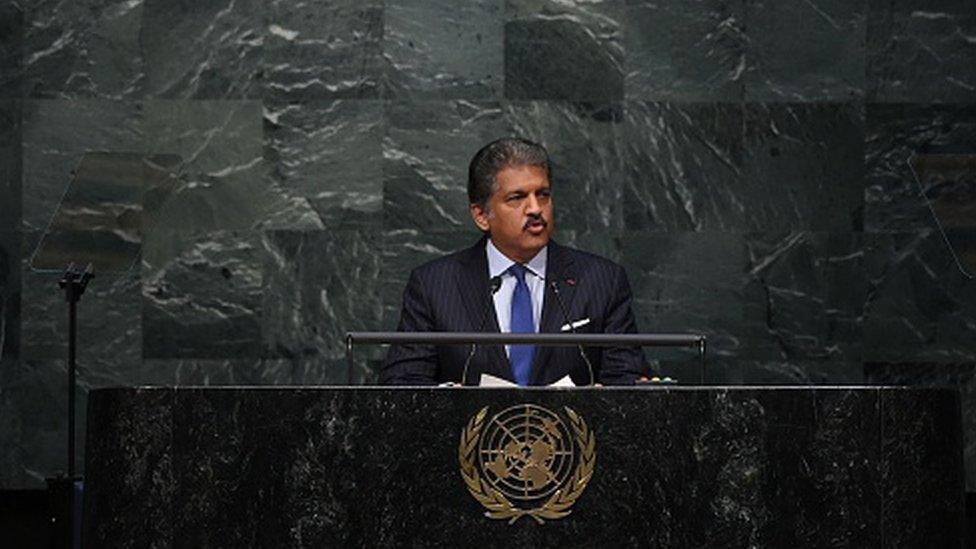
[0,0,974,490]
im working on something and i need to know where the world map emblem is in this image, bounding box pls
[458,404,596,524]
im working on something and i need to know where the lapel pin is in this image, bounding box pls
[565,277,576,286]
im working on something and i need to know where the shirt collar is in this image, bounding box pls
[486,238,548,280]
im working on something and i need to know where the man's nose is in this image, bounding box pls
[525,194,542,214]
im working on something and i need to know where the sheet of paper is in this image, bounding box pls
[478,373,517,387]
[549,374,576,387]
[478,373,576,387]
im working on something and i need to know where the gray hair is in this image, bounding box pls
[467,137,551,210]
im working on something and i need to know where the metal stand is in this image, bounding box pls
[58,263,94,478]
[51,263,93,549]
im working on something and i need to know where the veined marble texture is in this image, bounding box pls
[20,0,144,99]
[386,0,502,99]
[622,102,865,232]
[0,3,22,98]
[865,103,976,232]
[265,0,384,101]
[265,99,383,229]
[506,0,624,101]
[81,387,965,547]
[868,0,976,103]
[0,0,973,497]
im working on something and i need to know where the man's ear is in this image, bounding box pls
[470,203,491,232]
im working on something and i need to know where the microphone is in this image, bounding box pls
[460,275,503,385]
[548,277,595,386]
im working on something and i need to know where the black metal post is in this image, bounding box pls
[67,291,76,478]
[699,337,707,384]
[56,263,93,549]
[346,335,354,385]
[345,331,709,384]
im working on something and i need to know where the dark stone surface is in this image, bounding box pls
[262,230,384,373]
[868,0,976,103]
[863,231,976,364]
[265,0,383,101]
[621,231,745,360]
[80,385,173,545]
[385,0,502,99]
[264,100,383,229]
[0,359,86,486]
[21,0,143,99]
[624,0,746,102]
[881,388,966,544]
[621,102,864,232]
[141,0,264,99]
[136,358,377,386]
[867,362,976,504]
[746,0,865,101]
[626,0,865,102]
[505,3,624,102]
[621,102,743,231]
[742,232,867,363]
[142,231,265,359]
[0,230,19,361]
[82,387,966,547]
[864,104,976,233]
[738,103,865,231]
[701,359,867,386]
[0,2,22,98]
[140,100,319,270]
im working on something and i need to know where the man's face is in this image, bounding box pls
[470,164,554,263]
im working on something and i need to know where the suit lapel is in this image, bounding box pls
[456,237,509,381]
[530,240,577,385]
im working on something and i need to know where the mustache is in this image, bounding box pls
[523,214,548,230]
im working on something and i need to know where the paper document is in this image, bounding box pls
[559,317,591,332]
[479,373,576,387]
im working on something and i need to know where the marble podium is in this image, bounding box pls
[82,387,965,548]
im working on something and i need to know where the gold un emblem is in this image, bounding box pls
[459,404,595,524]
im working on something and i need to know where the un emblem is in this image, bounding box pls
[458,404,595,524]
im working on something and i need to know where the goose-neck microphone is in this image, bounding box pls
[460,275,503,385]
[548,277,595,386]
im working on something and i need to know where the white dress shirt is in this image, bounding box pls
[486,239,547,344]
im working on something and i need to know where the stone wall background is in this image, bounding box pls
[1,0,975,489]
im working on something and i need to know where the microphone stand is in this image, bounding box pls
[59,263,94,478]
[51,263,93,549]
[460,276,502,385]
[548,278,595,386]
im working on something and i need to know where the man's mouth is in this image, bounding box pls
[524,218,547,234]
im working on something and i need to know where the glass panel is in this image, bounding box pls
[29,152,182,274]
[909,154,976,279]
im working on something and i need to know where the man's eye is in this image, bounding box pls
[508,194,524,201]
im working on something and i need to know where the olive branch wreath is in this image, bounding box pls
[458,406,596,524]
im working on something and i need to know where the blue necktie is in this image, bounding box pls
[508,264,535,386]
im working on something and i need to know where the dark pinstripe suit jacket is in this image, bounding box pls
[381,238,647,386]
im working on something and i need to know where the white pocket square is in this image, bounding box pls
[560,317,590,332]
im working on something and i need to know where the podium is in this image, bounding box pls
[82,387,965,547]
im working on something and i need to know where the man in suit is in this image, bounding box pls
[382,138,647,386]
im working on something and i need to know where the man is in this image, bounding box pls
[382,138,646,386]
